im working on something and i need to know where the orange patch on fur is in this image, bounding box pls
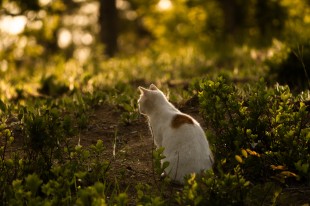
[171,114,194,128]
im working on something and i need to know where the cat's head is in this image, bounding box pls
[138,84,167,115]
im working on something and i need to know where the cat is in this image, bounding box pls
[138,84,213,183]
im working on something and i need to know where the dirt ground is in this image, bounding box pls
[79,104,155,194]
[77,100,202,203]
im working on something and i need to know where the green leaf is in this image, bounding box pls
[162,161,170,170]
[0,99,6,112]
[95,140,104,152]
[235,155,243,164]
[122,103,133,112]
[75,171,87,179]
[25,174,43,195]
[115,193,128,206]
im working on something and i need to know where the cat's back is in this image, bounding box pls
[164,112,213,181]
[170,113,195,129]
[164,112,208,146]
[169,112,203,133]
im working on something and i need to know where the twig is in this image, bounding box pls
[147,119,164,194]
[293,44,310,89]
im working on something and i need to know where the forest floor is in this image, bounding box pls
[76,100,202,204]
[76,101,310,205]
[79,104,156,197]
[7,97,310,205]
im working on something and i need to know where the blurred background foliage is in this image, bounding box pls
[0,0,310,100]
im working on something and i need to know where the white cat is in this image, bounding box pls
[138,84,213,183]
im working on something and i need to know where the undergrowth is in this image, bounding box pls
[1,76,310,205]
[176,77,310,205]
[0,45,309,205]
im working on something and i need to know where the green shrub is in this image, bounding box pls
[174,76,310,205]
[135,184,165,206]
[199,77,309,183]
[20,105,68,178]
[0,118,21,203]
[176,169,250,206]
[152,147,169,178]
[76,182,107,206]
[0,138,109,205]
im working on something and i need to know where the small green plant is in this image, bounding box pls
[20,105,68,177]
[111,82,139,125]
[0,138,110,205]
[135,183,165,206]
[176,168,251,206]
[75,182,107,206]
[152,147,170,177]
[38,75,70,97]
[9,174,43,205]
[0,118,21,203]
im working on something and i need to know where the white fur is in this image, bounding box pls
[138,84,213,183]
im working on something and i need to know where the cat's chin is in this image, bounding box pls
[138,109,147,116]
[138,106,146,115]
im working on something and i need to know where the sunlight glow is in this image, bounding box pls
[80,2,98,14]
[58,29,72,48]
[124,10,137,20]
[0,16,27,35]
[74,47,90,63]
[116,0,130,10]
[81,33,93,45]
[39,0,52,6]
[157,0,172,11]
[0,60,8,72]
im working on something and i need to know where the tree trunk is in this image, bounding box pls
[218,0,238,34]
[99,0,118,57]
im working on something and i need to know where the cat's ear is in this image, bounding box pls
[149,84,159,90]
[138,86,149,94]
